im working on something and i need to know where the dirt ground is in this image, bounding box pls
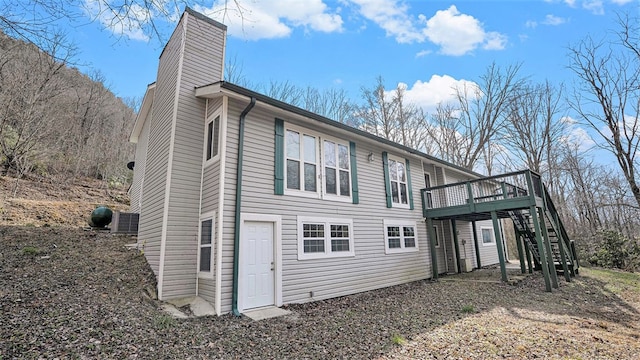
[1,176,639,359]
[0,175,129,227]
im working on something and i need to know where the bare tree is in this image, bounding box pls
[393,83,427,150]
[355,77,428,149]
[503,81,567,177]
[0,34,70,175]
[568,13,640,208]
[426,102,467,164]
[0,0,245,57]
[425,63,523,172]
[356,76,398,140]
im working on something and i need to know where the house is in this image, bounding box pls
[129,8,573,316]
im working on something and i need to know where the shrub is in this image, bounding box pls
[588,230,640,270]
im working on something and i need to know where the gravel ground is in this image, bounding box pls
[1,225,640,359]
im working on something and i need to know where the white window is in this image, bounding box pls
[384,220,419,254]
[433,225,441,248]
[424,173,434,209]
[297,216,355,260]
[322,140,351,198]
[205,115,220,163]
[481,227,495,245]
[198,216,214,276]
[388,156,409,208]
[285,125,351,202]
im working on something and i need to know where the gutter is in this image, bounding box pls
[232,96,256,316]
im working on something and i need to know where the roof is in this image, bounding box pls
[195,81,485,179]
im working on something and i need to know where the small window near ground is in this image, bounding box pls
[298,217,355,260]
[199,218,214,273]
[384,220,419,254]
[481,228,495,245]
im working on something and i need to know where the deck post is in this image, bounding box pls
[515,231,526,274]
[471,220,481,268]
[537,207,559,289]
[451,219,461,273]
[427,218,439,280]
[524,237,533,274]
[530,206,552,292]
[491,211,508,282]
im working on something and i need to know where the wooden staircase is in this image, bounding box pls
[421,169,579,291]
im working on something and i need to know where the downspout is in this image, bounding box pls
[232,96,256,316]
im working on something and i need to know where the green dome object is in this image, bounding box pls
[91,206,113,228]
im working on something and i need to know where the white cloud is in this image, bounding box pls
[483,31,508,50]
[582,0,605,14]
[559,116,596,151]
[347,0,422,43]
[525,20,538,28]
[610,0,634,4]
[348,2,506,55]
[394,74,477,113]
[542,14,567,25]
[422,5,506,55]
[415,49,431,58]
[195,0,343,40]
[83,0,151,41]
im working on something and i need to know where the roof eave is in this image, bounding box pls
[130,82,156,143]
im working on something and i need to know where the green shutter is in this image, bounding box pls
[382,152,392,208]
[406,158,414,210]
[274,118,284,195]
[349,141,359,204]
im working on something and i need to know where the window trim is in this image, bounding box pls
[204,113,221,166]
[481,227,495,246]
[433,224,441,248]
[383,219,419,254]
[297,216,355,260]
[385,154,411,209]
[284,124,353,203]
[197,212,215,278]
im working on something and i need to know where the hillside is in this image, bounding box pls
[1,176,639,359]
[0,175,129,227]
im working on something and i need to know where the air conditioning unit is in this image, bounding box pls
[460,258,474,272]
[111,211,139,235]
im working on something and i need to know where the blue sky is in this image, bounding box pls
[71,0,635,115]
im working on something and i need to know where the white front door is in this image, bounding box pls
[242,221,275,310]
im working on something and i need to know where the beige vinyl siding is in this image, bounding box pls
[159,12,227,300]
[455,220,477,268]
[136,21,183,278]
[218,99,243,314]
[218,99,431,312]
[197,97,224,305]
[475,219,499,265]
[130,110,151,214]
[201,97,223,215]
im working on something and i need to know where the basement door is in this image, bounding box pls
[242,221,275,310]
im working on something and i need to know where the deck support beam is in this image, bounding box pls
[451,220,461,274]
[491,211,508,282]
[427,218,439,280]
[530,205,552,292]
[515,231,526,274]
[537,207,559,289]
[524,237,533,274]
[472,220,481,269]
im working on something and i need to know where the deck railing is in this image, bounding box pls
[421,169,543,211]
